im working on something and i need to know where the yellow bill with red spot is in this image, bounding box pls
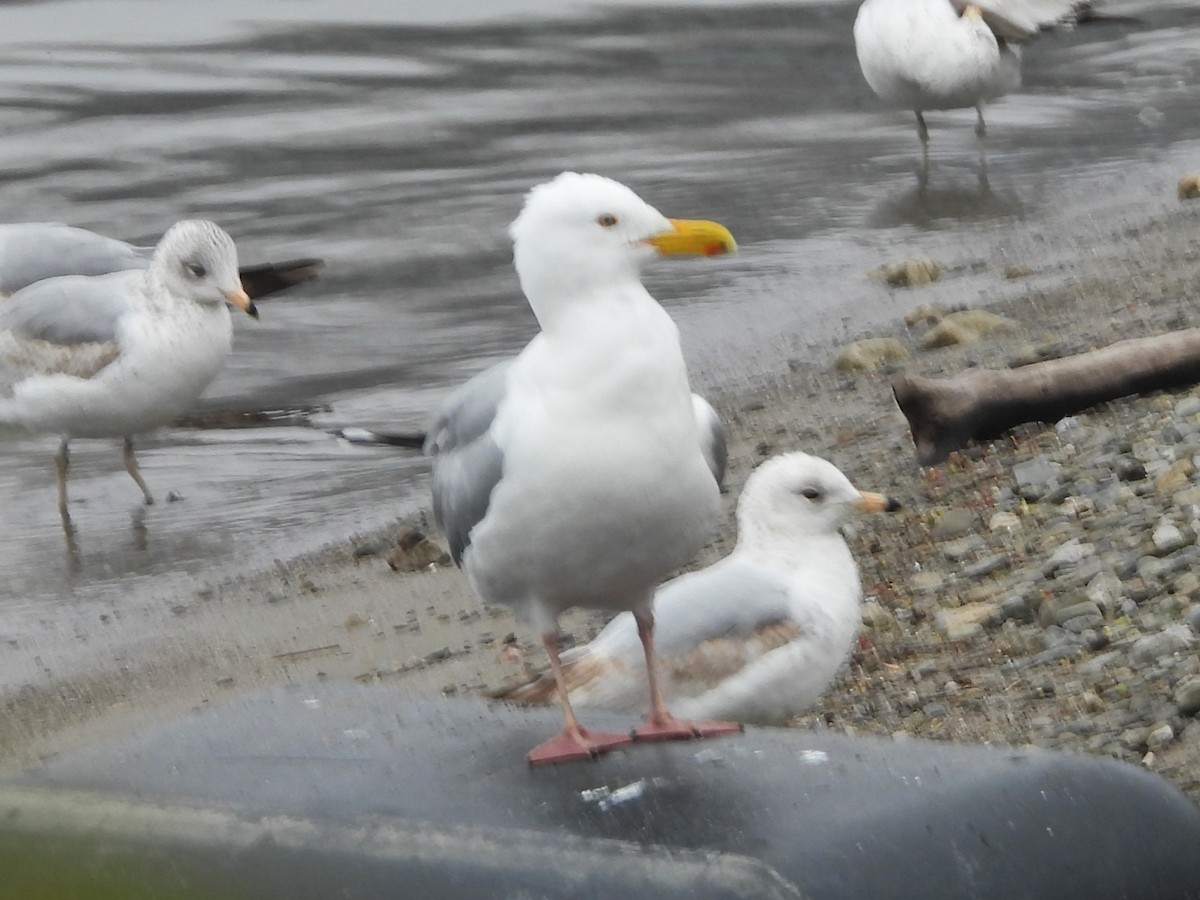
[644,218,737,258]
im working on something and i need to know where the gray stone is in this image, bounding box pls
[1146,722,1175,752]
[1120,726,1150,750]
[1062,614,1105,634]
[1175,396,1200,419]
[913,660,939,678]
[1048,601,1102,628]
[860,600,895,631]
[1186,604,1200,634]
[1176,676,1200,716]
[1117,459,1148,482]
[941,535,985,562]
[1084,629,1111,652]
[909,571,944,594]
[932,509,977,541]
[1012,456,1058,488]
[961,554,1010,579]
[1130,626,1194,665]
[989,512,1021,532]
[1151,520,1192,555]
[1080,650,1124,674]
[1043,539,1096,577]
[1085,572,1124,612]
[999,594,1033,623]
[935,603,994,642]
[1025,645,1081,669]
[1137,555,1169,581]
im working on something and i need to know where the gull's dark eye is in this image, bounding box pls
[798,487,823,501]
[597,213,618,228]
[185,262,207,278]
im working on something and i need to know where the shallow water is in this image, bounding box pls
[1,0,1199,645]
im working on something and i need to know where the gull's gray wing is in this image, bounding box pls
[425,360,513,565]
[500,556,799,709]
[952,0,1092,42]
[1,270,138,346]
[591,556,797,661]
[692,394,727,489]
[0,224,150,295]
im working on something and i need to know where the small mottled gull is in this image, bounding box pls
[427,172,738,765]
[501,453,900,725]
[0,220,258,523]
[0,222,323,300]
[854,0,1090,180]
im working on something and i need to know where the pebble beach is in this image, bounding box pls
[4,177,1200,811]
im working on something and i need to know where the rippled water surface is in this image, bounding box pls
[1,0,1198,639]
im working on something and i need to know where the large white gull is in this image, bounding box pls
[0,220,258,525]
[854,0,1090,181]
[427,172,738,765]
[501,453,900,725]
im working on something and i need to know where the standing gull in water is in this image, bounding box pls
[0,220,258,525]
[501,453,900,725]
[427,172,738,764]
[853,0,1090,183]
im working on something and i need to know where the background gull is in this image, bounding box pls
[427,172,738,765]
[0,222,323,301]
[0,220,259,527]
[853,0,1092,184]
[501,453,900,725]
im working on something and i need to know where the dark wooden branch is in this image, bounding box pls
[892,328,1200,466]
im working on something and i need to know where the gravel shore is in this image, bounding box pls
[4,186,1200,807]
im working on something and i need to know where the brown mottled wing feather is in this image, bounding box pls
[0,333,119,388]
[496,653,635,705]
[497,620,803,706]
[664,620,804,690]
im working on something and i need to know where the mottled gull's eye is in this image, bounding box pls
[798,486,822,501]
[597,213,618,228]
[185,262,207,278]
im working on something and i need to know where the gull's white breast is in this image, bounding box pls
[465,294,720,626]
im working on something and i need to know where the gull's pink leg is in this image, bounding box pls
[526,632,632,766]
[631,608,743,742]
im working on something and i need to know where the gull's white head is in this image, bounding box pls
[509,172,735,318]
[736,452,900,544]
[152,220,256,318]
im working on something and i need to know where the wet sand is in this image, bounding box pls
[5,158,1200,806]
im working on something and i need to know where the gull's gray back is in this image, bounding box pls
[0,224,150,296]
[1,271,138,345]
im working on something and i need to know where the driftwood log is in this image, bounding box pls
[892,328,1200,466]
